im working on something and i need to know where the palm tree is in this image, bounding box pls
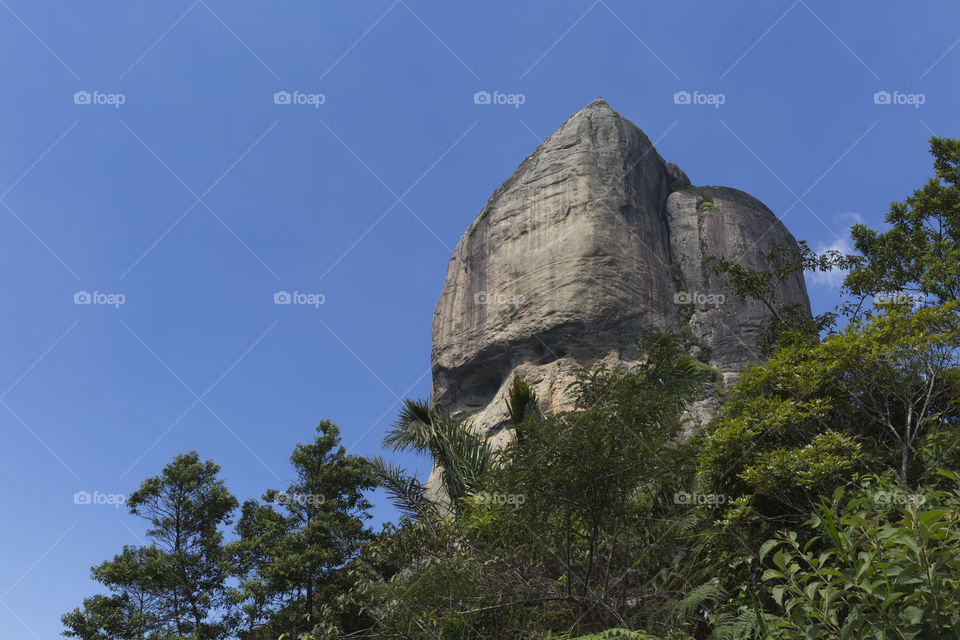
[371,399,494,517]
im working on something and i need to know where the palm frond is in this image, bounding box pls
[382,399,435,454]
[381,398,496,515]
[429,417,495,509]
[368,456,434,518]
[395,397,433,427]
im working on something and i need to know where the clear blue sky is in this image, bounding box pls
[0,1,957,636]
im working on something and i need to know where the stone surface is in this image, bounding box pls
[666,186,811,371]
[430,99,810,425]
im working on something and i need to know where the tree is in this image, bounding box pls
[227,501,287,638]
[710,241,845,351]
[372,399,494,517]
[61,593,149,640]
[698,301,960,558]
[829,303,960,485]
[228,421,379,639]
[679,138,960,632]
[846,137,960,306]
[62,452,238,640]
[488,333,708,631]
[363,333,709,639]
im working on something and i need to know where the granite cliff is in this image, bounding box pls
[429,99,810,456]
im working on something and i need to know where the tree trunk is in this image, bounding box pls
[902,441,910,487]
[306,579,313,626]
[173,587,183,637]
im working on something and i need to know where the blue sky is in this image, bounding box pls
[0,1,957,636]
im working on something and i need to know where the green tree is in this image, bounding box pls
[62,452,238,640]
[832,303,960,485]
[709,241,844,351]
[60,593,149,640]
[685,138,960,632]
[363,333,709,639]
[698,301,960,559]
[488,333,708,632]
[846,137,960,306]
[228,421,379,639]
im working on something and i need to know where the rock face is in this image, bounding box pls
[430,99,810,445]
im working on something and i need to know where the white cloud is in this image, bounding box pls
[834,211,864,227]
[805,212,862,288]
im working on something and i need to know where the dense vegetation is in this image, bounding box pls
[63,137,960,639]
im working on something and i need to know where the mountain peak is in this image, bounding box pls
[560,97,625,130]
[583,97,613,109]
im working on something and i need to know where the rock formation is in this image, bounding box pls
[429,99,810,455]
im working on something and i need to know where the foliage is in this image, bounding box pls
[709,241,844,352]
[228,420,379,639]
[376,399,494,516]
[506,374,545,430]
[756,472,960,639]
[62,452,238,640]
[360,333,710,639]
[63,426,378,640]
[846,137,960,306]
[564,630,665,639]
[698,301,960,566]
